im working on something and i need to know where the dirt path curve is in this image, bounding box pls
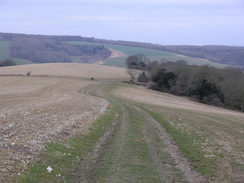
[0,76,108,182]
[74,82,207,183]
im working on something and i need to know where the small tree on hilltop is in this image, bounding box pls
[125,54,150,70]
[125,54,150,82]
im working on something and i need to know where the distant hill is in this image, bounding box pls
[1,32,244,67]
[0,33,111,64]
[68,41,230,68]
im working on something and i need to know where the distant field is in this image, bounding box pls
[0,41,32,65]
[0,41,10,60]
[0,63,129,80]
[0,40,229,67]
[11,58,33,65]
[68,41,228,68]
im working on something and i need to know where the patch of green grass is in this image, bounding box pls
[0,41,33,65]
[18,104,116,183]
[12,58,33,65]
[70,56,82,63]
[103,57,127,67]
[46,143,70,155]
[123,107,161,182]
[96,106,161,182]
[0,41,10,60]
[231,161,244,171]
[145,108,217,176]
[68,41,178,57]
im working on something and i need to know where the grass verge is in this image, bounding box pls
[18,104,116,183]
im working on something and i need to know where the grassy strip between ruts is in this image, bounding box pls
[17,104,116,183]
[95,105,162,183]
[144,108,217,177]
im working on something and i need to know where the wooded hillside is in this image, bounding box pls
[0,32,244,66]
[0,33,111,63]
[125,54,244,112]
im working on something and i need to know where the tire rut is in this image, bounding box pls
[71,85,130,182]
[102,104,131,183]
[135,106,207,183]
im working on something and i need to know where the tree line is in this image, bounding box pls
[0,59,16,67]
[126,54,244,112]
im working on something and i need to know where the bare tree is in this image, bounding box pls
[125,54,150,70]
[126,67,139,82]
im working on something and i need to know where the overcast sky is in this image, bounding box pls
[0,0,244,45]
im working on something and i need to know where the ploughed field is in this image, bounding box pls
[0,76,108,180]
[0,63,243,182]
[0,63,128,182]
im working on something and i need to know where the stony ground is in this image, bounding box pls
[0,76,108,181]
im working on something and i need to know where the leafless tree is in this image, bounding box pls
[126,67,139,82]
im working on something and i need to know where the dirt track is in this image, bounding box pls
[70,82,243,182]
[0,76,108,181]
[70,83,207,183]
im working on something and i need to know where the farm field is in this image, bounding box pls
[0,76,108,182]
[0,63,243,182]
[67,41,229,68]
[0,41,33,65]
[0,41,10,60]
[0,63,129,80]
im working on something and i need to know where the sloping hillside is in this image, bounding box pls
[0,63,129,80]
[10,38,111,63]
[68,41,229,68]
[1,32,243,67]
